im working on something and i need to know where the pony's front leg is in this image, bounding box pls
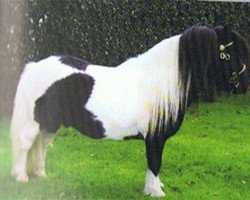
[144,134,166,197]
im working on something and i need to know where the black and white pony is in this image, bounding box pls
[11,25,249,197]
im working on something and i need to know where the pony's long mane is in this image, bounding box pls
[147,25,223,134]
[179,25,220,104]
[134,35,182,134]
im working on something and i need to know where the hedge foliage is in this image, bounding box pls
[25,0,250,65]
[0,0,249,118]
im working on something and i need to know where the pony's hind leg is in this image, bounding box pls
[11,122,39,183]
[32,131,53,177]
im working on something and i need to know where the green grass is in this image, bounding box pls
[0,94,249,199]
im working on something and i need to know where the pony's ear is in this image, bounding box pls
[214,25,231,39]
[222,24,231,34]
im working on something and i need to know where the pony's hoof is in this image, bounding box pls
[33,169,46,177]
[158,177,164,188]
[144,170,165,197]
[11,169,17,178]
[144,186,166,197]
[16,173,29,183]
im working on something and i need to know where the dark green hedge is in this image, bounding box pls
[0,0,249,118]
[24,0,250,66]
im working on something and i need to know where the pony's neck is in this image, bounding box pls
[118,34,181,72]
[118,34,183,133]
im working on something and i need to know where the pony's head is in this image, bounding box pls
[215,25,249,94]
[179,25,249,106]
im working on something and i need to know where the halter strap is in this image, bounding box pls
[219,41,234,60]
[230,63,247,92]
[219,41,234,51]
[239,63,246,75]
[219,42,246,92]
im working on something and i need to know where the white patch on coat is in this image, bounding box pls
[85,35,182,138]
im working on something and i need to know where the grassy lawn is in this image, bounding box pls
[0,94,249,200]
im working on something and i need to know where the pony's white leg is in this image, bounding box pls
[33,132,53,177]
[144,169,165,197]
[11,123,39,182]
[12,149,29,182]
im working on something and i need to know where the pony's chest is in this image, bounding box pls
[85,82,141,138]
[84,68,147,139]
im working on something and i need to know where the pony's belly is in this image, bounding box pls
[103,126,140,140]
[85,99,143,140]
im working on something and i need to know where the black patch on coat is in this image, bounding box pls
[60,56,90,71]
[34,73,106,139]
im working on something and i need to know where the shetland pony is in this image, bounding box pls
[11,25,249,197]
